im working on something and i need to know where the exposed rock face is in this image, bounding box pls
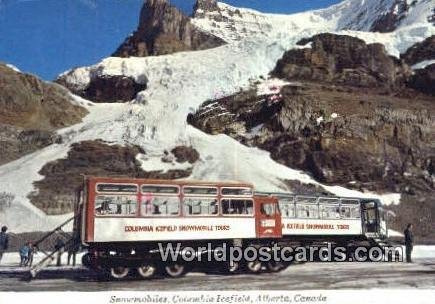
[273,34,410,90]
[401,35,435,65]
[29,140,192,215]
[193,0,219,17]
[408,64,435,96]
[188,81,434,239]
[0,63,86,164]
[82,75,146,103]
[112,0,225,58]
[0,64,87,130]
[370,0,409,33]
[0,125,60,166]
[56,74,147,103]
[171,146,200,164]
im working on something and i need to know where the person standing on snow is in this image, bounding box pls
[404,223,414,263]
[0,226,9,265]
[19,242,30,267]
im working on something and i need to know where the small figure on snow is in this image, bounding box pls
[55,238,65,267]
[404,223,414,263]
[0,226,9,265]
[19,242,31,267]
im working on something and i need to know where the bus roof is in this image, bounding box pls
[84,176,253,188]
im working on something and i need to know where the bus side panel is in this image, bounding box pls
[281,218,362,236]
[84,179,97,243]
[92,217,256,242]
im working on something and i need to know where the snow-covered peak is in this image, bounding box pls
[191,0,434,43]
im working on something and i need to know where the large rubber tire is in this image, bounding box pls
[227,261,240,274]
[137,264,158,279]
[164,263,187,278]
[81,253,92,268]
[110,266,130,280]
[246,260,263,274]
[266,260,285,273]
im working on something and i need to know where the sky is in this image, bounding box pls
[0,0,342,80]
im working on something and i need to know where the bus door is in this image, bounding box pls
[254,196,282,239]
[361,201,379,234]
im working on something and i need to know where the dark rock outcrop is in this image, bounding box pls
[273,34,411,90]
[112,0,225,58]
[0,125,61,165]
[0,63,87,164]
[82,75,146,103]
[29,140,192,215]
[171,146,200,164]
[0,63,87,130]
[401,35,435,66]
[56,74,147,103]
[193,0,219,17]
[189,82,434,239]
[370,0,409,33]
[408,64,435,96]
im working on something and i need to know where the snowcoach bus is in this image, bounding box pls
[73,176,391,280]
[256,192,389,249]
[74,176,282,279]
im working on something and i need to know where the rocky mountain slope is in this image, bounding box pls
[186,32,434,240]
[0,0,434,239]
[0,63,87,165]
[113,0,225,58]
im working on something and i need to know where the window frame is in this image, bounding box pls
[141,184,180,195]
[340,199,361,219]
[94,194,138,217]
[140,184,181,217]
[182,197,219,217]
[278,196,296,218]
[220,198,254,217]
[295,196,319,219]
[220,187,253,197]
[95,183,139,194]
[140,194,181,217]
[182,186,218,197]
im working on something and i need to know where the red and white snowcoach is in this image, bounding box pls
[73,176,390,280]
[75,176,281,279]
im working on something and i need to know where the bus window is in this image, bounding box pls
[96,184,138,193]
[141,196,180,216]
[222,199,253,215]
[261,203,275,217]
[366,208,377,224]
[340,206,352,218]
[350,206,361,218]
[183,198,218,215]
[296,205,309,218]
[95,195,137,216]
[141,185,179,194]
[183,186,217,196]
[279,198,295,218]
[221,187,253,196]
[320,205,340,219]
[296,204,319,218]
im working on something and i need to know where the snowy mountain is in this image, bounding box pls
[0,0,434,236]
[192,0,435,56]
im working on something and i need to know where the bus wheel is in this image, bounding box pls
[266,260,285,272]
[227,261,240,274]
[137,264,157,279]
[110,266,130,280]
[246,260,263,274]
[164,263,186,278]
[81,253,92,268]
